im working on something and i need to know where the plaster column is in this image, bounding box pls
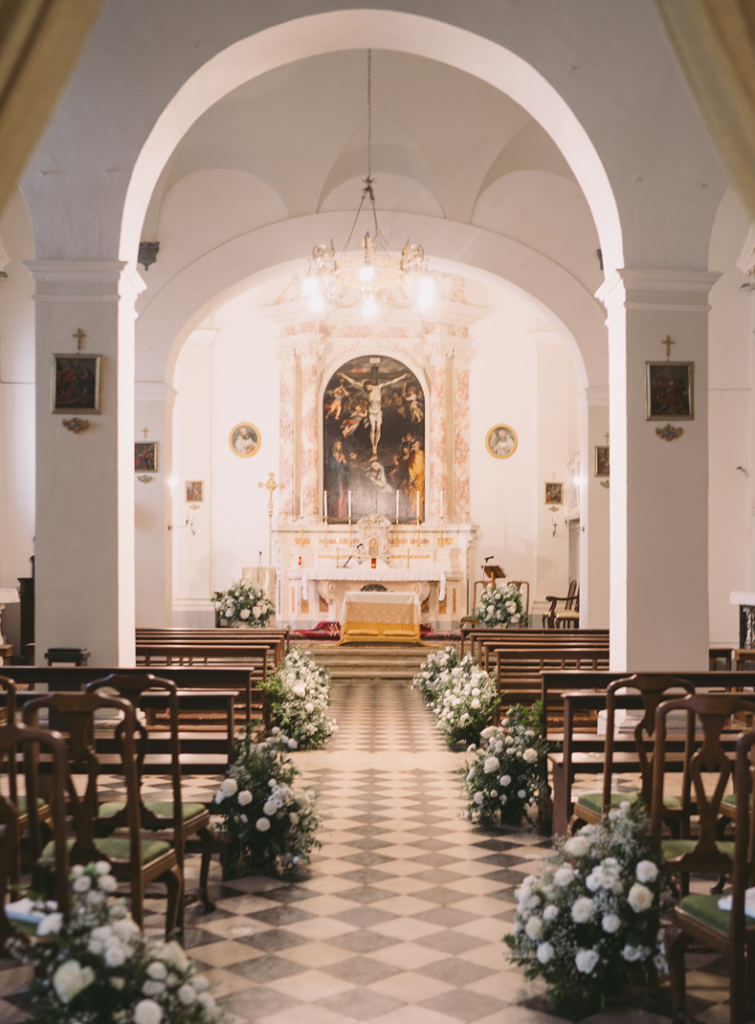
[276,340,295,519]
[427,345,449,521]
[577,386,610,628]
[297,336,322,520]
[598,269,720,670]
[135,382,176,626]
[25,259,142,666]
[452,344,473,522]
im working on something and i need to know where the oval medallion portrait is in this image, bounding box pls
[486,424,518,460]
[229,422,261,458]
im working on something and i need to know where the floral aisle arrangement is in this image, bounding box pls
[411,645,463,701]
[263,645,337,749]
[474,581,528,628]
[9,861,218,1024]
[213,577,275,628]
[505,801,668,1007]
[215,726,321,877]
[462,703,548,828]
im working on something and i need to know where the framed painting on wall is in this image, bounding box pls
[645,362,694,420]
[486,424,518,459]
[185,480,204,503]
[134,442,158,473]
[51,354,101,414]
[229,422,261,458]
[544,482,563,506]
[595,446,610,477]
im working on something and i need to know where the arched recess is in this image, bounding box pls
[121,10,623,279]
[136,213,602,392]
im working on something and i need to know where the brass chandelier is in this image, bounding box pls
[302,51,435,319]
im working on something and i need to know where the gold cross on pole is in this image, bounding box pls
[72,328,87,351]
[258,473,284,565]
[661,335,675,358]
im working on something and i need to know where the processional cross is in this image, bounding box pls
[258,473,284,564]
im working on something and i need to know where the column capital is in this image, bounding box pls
[597,267,722,319]
[294,336,324,369]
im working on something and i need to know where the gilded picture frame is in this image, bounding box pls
[486,424,518,459]
[51,354,101,414]
[595,446,610,477]
[134,442,158,473]
[645,362,694,420]
[185,480,204,503]
[544,482,563,505]
[229,422,261,458]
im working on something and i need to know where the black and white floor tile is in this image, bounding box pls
[0,677,737,1023]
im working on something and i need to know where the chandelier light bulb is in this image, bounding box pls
[302,274,318,296]
[310,292,327,314]
[362,294,378,319]
[415,274,437,311]
[359,260,375,283]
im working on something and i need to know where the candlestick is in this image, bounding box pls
[348,490,352,518]
[323,489,328,520]
[348,515,352,546]
[395,489,400,520]
[416,490,420,520]
[439,490,444,519]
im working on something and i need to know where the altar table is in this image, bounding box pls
[302,566,446,602]
[339,591,421,644]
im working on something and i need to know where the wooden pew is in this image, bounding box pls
[136,644,270,681]
[461,626,608,662]
[136,628,288,667]
[479,632,609,673]
[550,687,755,835]
[493,647,610,713]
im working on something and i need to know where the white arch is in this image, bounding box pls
[135,213,603,391]
[122,10,623,276]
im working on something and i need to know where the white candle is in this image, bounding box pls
[396,489,400,519]
[416,490,420,519]
[323,490,328,518]
[348,490,352,518]
[439,490,444,518]
[300,488,304,518]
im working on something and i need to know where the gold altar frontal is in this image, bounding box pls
[339,590,422,644]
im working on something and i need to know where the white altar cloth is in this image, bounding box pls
[302,566,446,602]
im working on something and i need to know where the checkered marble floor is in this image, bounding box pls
[0,679,737,1024]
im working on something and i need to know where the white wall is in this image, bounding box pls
[0,189,35,650]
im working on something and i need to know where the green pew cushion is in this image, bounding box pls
[43,836,171,864]
[14,797,46,814]
[662,839,735,860]
[678,894,731,934]
[99,800,207,821]
[721,793,752,807]
[576,791,681,814]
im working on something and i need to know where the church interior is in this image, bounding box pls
[1,2,755,1022]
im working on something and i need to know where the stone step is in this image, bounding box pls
[304,642,436,682]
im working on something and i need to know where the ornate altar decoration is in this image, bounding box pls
[263,272,489,628]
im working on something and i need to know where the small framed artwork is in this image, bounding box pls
[185,480,204,503]
[134,442,158,473]
[645,362,694,420]
[544,482,563,506]
[486,424,518,459]
[51,354,101,414]
[229,422,261,458]
[595,446,610,477]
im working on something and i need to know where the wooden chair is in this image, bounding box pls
[651,693,755,893]
[569,673,694,832]
[22,691,182,936]
[665,728,755,1024]
[86,672,215,923]
[544,580,579,628]
[0,721,69,954]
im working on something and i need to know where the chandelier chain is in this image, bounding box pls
[367,49,372,181]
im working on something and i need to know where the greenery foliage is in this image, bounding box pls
[462,703,548,827]
[215,727,321,877]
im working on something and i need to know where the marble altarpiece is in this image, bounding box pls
[259,276,488,628]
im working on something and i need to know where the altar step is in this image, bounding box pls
[304,643,435,682]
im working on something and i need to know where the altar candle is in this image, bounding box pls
[348,490,352,518]
[323,490,328,519]
[395,489,400,519]
[416,490,420,519]
[439,490,444,518]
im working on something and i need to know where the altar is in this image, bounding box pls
[340,590,421,644]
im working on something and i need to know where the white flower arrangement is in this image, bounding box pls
[505,801,668,1007]
[412,646,499,746]
[216,726,321,877]
[410,645,463,701]
[263,645,337,748]
[9,862,217,1024]
[461,703,548,828]
[474,581,528,629]
[213,577,275,628]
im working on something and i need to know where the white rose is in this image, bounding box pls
[72,874,91,893]
[602,913,622,933]
[543,904,559,922]
[95,861,111,875]
[636,860,659,884]
[220,778,238,798]
[483,756,500,774]
[178,984,197,1005]
[622,944,646,962]
[240,814,248,824]
[192,976,210,992]
[627,883,654,913]
[253,605,262,619]
[500,775,511,787]
[147,961,168,980]
[256,817,271,831]
[134,999,164,1024]
[536,941,554,964]
[518,790,527,799]
[263,799,278,816]
[98,873,118,893]
[70,864,85,878]
[554,867,574,887]
[142,980,166,998]
[305,702,315,713]
[575,948,600,974]
[37,912,63,936]
[571,897,595,924]
[473,791,484,805]
[480,726,496,739]
[564,835,591,859]
[239,608,251,620]
[289,811,299,825]
[53,960,95,1003]
[525,915,543,939]
[197,993,216,1015]
[292,682,306,697]
[113,918,140,942]
[105,939,128,967]
[522,747,538,764]
[237,790,252,806]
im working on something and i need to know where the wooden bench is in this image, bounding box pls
[550,688,755,835]
[135,644,271,682]
[479,633,609,673]
[460,626,608,661]
[493,648,610,713]
[136,629,288,667]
